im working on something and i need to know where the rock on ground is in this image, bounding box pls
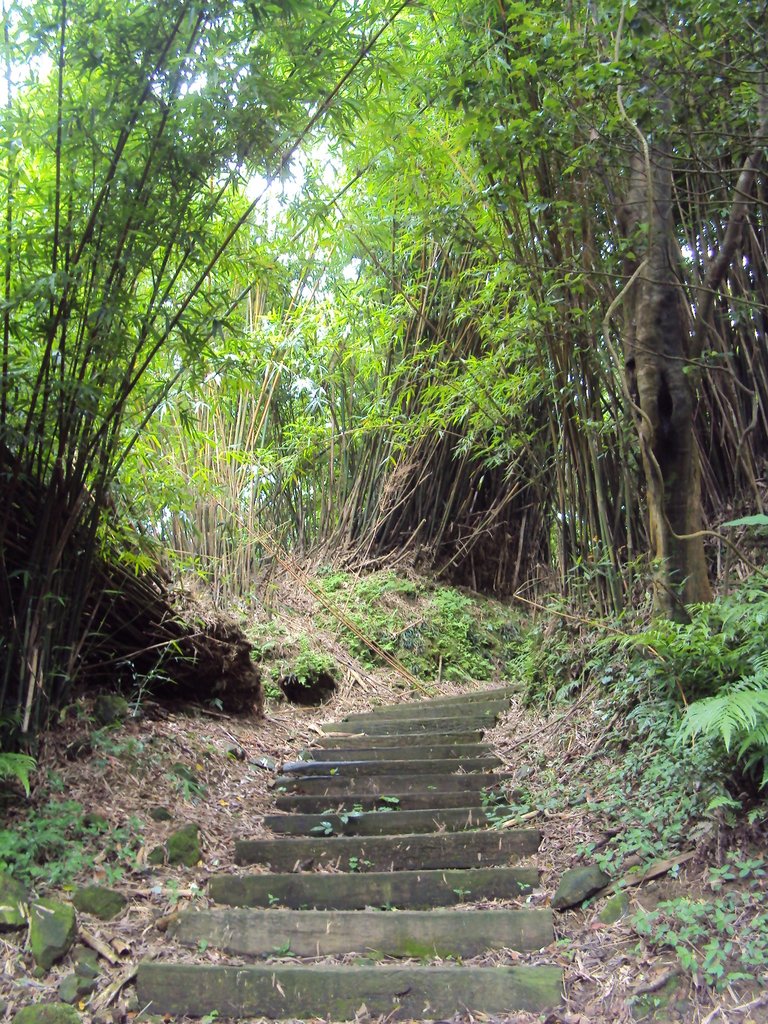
[552,865,610,910]
[29,899,77,970]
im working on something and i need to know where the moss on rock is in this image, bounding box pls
[167,824,201,867]
[29,899,77,970]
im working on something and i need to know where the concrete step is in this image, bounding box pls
[170,906,554,958]
[234,828,540,872]
[264,804,506,836]
[280,755,501,777]
[137,962,563,1019]
[341,698,510,722]
[397,684,519,705]
[319,713,499,736]
[208,865,540,910]
[273,787,508,812]
[315,728,485,748]
[272,770,509,796]
[300,741,492,762]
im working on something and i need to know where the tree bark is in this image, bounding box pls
[620,148,712,618]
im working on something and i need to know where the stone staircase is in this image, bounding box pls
[137,685,563,1019]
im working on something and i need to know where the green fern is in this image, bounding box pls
[682,653,768,786]
[0,753,36,796]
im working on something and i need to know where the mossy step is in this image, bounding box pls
[264,805,506,836]
[137,962,563,1019]
[273,770,510,796]
[171,906,553,958]
[273,788,507,813]
[208,865,539,909]
[300,742,492,762]
[280,755,501,777]
[341,698,509,722]
[320,713,498,736]
[316,728,485,748]
[234,828,540,871]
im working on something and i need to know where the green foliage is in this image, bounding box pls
[509,621,579,702]
[0,799,143,888]
[0,752,36,796]
[511,578,768,793]
[377,795,400,809]
[633,855,768,990]
[623,580,768,787]
[309,820,335,836]
[316,570,512,681]
[683,670,768,786]
[512,623,733,871]
[169,763,207,802]
[0,0,414,733]
[577,699,723,872]
[428,589,493,682]
[291,645,338,687]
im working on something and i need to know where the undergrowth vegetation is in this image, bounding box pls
[314,570,514,682]
[634,854,768,991]
[0,797,144,889]
[514,575,768,795]
[507,573,768,995]
[247,570,522,693]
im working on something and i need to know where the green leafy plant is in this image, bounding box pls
[428,588,493,682]
[291,645,339,688]
[338,809,362,825]
[169,763,208,801]
[615,580,768,787]
[633,856,768,990]
[310,820,335,836]
[377,795,400,810]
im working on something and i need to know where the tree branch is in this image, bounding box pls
[692,76,768,357]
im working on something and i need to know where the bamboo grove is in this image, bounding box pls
[1,0,767,733]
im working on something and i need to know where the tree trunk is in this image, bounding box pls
[620,148,712,619]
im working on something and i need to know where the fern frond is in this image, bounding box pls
[683,684,768,751]
[0,753,36,796]
[748,648,768,680]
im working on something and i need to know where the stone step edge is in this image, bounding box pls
[272,789,511,812]
[207,865,540,910]
[319,714,501,735]
[339,700,509,723]
[359,684,519,710]
[315,729,486,747]
[280,755,501,776]
[299,742,493,761]
[170,906,554,959]
[263,804,508,836]
[234,828,541,872]
[137,962,563,1019]
[272,770,512,795]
